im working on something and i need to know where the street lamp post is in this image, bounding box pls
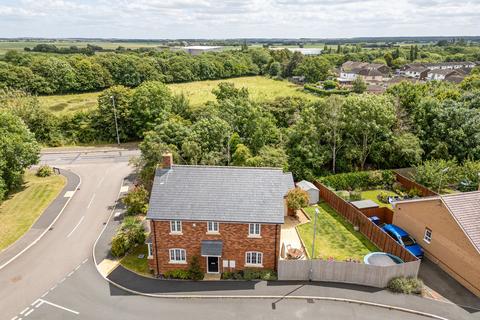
[437,167,449,194]
[308,207,319,281]
[110,95,121,145]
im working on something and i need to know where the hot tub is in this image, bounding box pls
[364,252,404,266]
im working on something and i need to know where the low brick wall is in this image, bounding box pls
[278,259,421,287]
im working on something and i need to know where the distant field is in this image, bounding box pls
[169,76,314,107]
[37,76,314,114]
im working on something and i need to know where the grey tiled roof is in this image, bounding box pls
[147,165,294,224]
[441,192,480,254]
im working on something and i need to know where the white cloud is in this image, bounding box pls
[0,0,478,38]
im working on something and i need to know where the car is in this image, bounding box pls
[381,224,424,259]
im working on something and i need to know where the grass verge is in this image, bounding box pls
[0,170,66,250]
[297,203,378,261]
[120,244,151,277]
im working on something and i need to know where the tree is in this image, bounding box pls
[384,52,394,68]
[268,61,282,77]
[286,188,309,211]
[122,186,149,216]
[294,56,332,83]
[246,146,288,170]
[232,144,252,166]
[322,96,346,173]
[343,94,396,170]
[0,110,40,200]
[129,81,173,138]
[212,82,249,101]
[352,77,367,94]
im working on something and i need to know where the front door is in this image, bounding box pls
[207,257,219,273]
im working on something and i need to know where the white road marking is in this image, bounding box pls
[66,216,85,238]
[35,301,44,308]
[24,309,34,317]
[67,271,74,277]
[40,299,79,315]
[120,185,129,193]
[50,284,57,291]
[31,299,42,308]
[11,316,19,320]
[19,307,29,315]
[82,258,88,264]
[87,193,96,208]
[59,277,66,283]
[41,291,49,298]
[97,175,105,187]
[64,191,75,198]
[74,265,81,271]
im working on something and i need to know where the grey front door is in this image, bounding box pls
[207,257,219,273]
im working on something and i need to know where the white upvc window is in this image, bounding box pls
[207,221,219,233]
[170,220,182,234]
[424,228,432,244]
[248,223,261,237]
[147,243,153,258]
[245,251,263,266]
[169,248,186,263]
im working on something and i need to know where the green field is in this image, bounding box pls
[37,76,314,114]
[0,170,66,250]
[297,204,378,261]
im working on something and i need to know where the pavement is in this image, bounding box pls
[0,169,80,269]
[1,147,479,320]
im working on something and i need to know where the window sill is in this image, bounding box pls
[169,232,183,236]
[169,261,187,264]
[245,264,263,268]
[247,235,261,239]
[206,231,220,235]
[147,255,153,259]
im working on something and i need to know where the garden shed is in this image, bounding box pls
[296,180,319,204]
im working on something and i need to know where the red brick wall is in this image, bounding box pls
[148,220,280,276]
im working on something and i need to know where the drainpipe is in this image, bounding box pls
[274,224,278,271]
[152,220,160,277]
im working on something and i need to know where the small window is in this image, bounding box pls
[248,223,261,237]
[170,220,182,233]
[147,243,153,258]
[207,221,219,233]
[245,251,263,266]
[424,228,432,244]
[169,248,186,263]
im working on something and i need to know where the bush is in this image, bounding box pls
[349,190,362,201]
[188,256,204,281]
[391,182,404,194]
[110,217,145,257]
[243,269,277,281]
[221,271,243,280]
[286,187,310,210]
[304,84,350,96]
[36,165,53,177]
[337,190,350,200]
[122,186,149,216]
[164,269,191,280]
[377,191,390,204]
[387,277,423,295]
[407,187,422,198]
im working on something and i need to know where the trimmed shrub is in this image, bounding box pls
[188,256,204,280]
[387,277,423,295]
[164,269,190,280]
[286,187,310,210]
[110,217,145,258]
[36,165,54,177]
[304,84,350,96]
[243,269,277,281]
[221,271,243,280]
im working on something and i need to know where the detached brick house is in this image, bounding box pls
[146,154,294,276]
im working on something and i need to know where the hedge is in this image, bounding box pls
[318,170,395,191]
[304,84,350,96]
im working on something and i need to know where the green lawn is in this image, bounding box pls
[297,203,378,261]
[120,244,151,277]
[36,76,315,114]
[169,76,314,107]
[360,189,398,209]
[0,171,66,250]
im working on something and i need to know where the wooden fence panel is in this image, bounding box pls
[314,181,418,263]
[394,171,438,197]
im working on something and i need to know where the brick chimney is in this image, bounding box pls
[162,153,173,169]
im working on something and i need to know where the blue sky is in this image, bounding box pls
[0,0,479,39]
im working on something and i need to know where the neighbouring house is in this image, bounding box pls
[425,61,476,70]
[271,47,323,56]
[296,180,319,205]
[400,63,430,80]
[146,154,295,276]
[426,69,465,81]
[338,61,390,84]
[393,191,480,296]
